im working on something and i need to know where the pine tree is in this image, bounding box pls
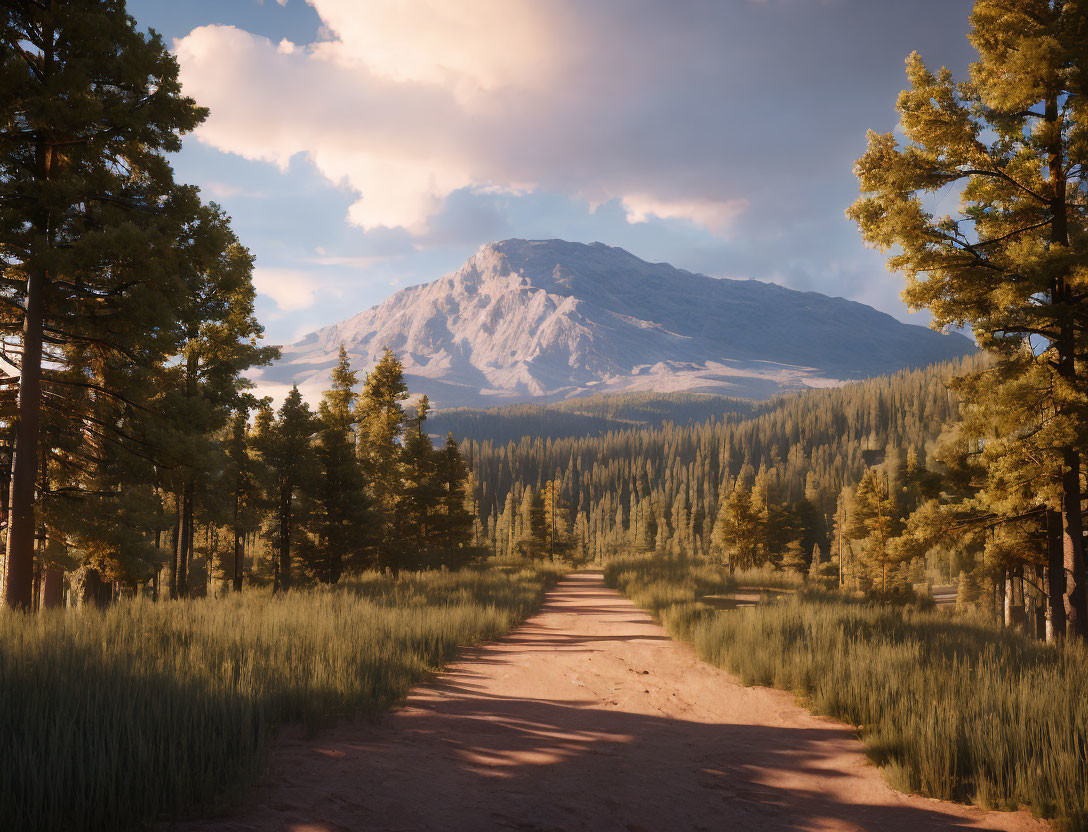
[434,433,475,567]
[849,0,1088,632]
[710,484,761,570]
[0,2,208,608]
[358,349,408,571]
[399,395,442,569]
[956,568,981,611]
[306,349,372,583]
[223,402,263,591]
[781,540,806,575]
[808,543,823,581]
[849,469,901,592]
[514,487,534,557]
[253,387,315,592]
[155,206,275,598]
[540,479,570,560]
[528,488,547,559]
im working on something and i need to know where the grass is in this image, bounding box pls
[604,555,1088,830]
[0,563,562,832]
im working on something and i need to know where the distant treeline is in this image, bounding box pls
[430,392,757,445]
[462,357,976,569]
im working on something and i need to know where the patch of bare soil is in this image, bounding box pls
[171,573,1050,832]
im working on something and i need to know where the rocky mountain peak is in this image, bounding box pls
[260,239,975,408]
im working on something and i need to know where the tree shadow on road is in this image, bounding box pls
[174,575,1040,832]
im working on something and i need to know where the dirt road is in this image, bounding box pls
[177,572,1049,832]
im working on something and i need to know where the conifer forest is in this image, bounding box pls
[3,1,1088,831]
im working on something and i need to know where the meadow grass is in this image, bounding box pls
[604,555,1088,830]
[0,563,562,832]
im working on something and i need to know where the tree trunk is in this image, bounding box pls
[3,26,57,609]
[1045,90,1088,637]
[3,263,46,610]
[1047,508,1066,640]
[152,529,161,601]
[1060,453,1087,635]
[1011,566,1027,632]
[1001,571,1011,627]
[177,484,192,598]
[40,566,63,609]
[168,491,181,599]
[79,567,110,609]
[186,498,195,594]
[277,484,292,592]
[1033,564,1047,640]
[232,488,244,592]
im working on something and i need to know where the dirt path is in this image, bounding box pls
[177,573,1049,832]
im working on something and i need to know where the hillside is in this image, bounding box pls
[260,239,975,407]
[464,356,977,562]
[426,392,758,445]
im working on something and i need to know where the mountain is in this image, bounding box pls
[261,239,975,407]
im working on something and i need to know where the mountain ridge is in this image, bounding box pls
[260,238,975,407]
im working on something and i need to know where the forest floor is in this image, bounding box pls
[172,573,1049,832]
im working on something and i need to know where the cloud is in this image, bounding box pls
[173,2,762,238]
[170,0,978,331]
[252,267,318,310]
[620,195,749,234]
[200,180,267,199]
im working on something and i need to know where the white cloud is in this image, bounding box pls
[621,195,749,234]
[252,267,317,311]
[172,3,753,239]
[200,180,266,199]
[305,0,560,91]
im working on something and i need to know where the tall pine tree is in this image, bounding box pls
[306,348,372,583]
[0,1,207,607]
[849,0,1088,632]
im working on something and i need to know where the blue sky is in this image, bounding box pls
[127,0,975,347]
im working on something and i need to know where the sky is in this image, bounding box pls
[127,0,976,348]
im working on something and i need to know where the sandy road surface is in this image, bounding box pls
[175,573,1049,832]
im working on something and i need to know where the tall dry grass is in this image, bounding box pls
[0,563,562,832]
[604,555,1088,830]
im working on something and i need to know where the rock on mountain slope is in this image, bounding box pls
[261,239,975,407]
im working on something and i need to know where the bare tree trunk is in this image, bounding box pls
[3,20,55,609]
[233,488,244,592]
[1047,508,1066,640]
[177,484,192,598]
[4,262,45,610]
[41,566,63,609]
[1001,571,1011,627]
[152,529,161,601]
[1034,564,1047,640]
[168,491,181,599]
[185,494,194,594]
[1060,453,1087,635]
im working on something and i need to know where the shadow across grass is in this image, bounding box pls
[0,563,562,832]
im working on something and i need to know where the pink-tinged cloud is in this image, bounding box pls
[173,1,751,238]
